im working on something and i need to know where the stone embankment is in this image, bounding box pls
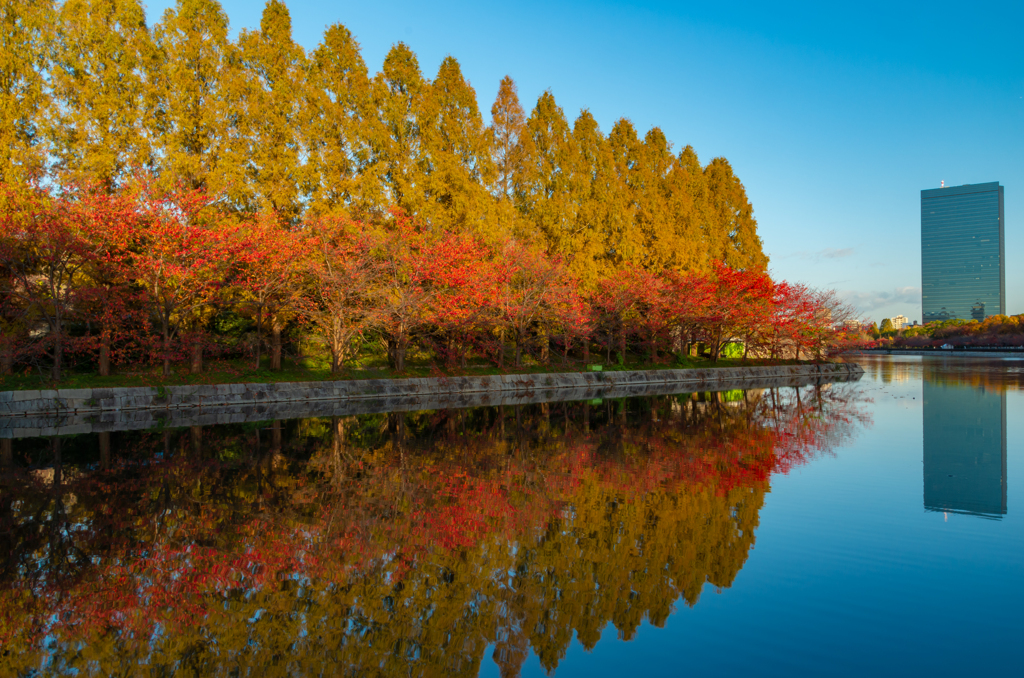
[1,363,863,439]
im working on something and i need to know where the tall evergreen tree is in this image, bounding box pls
[566,110,621,287]
[664,144,709,271]
[373,42,429,216]
[0,0,54,185]
[304,22,382,218]
[488,75,533,242]
[152,0,235,194]
[235,0,306,220]
[522,91,577,258]
[489,75,530,201]
[420,56,495,239]
[606,118,642,265]
[704,157,768,271]
[50,0,158,191]
[633,127,677,271]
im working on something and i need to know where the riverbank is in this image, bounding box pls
[0,355,814,393]
[0,363,863,428]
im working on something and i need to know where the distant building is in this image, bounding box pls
[921,182,1005,322]
[890,314,909,330]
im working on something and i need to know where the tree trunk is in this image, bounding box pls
[539,328,549,364]
[99,330,110,376]
[1,342,12,375]
[330,317,342,374]
[254,307,263,370]
[190,426,202,456]
[51,331,62,382]
[162,320,172,377]
[1,438,11,467]
[582,338,589,365]
[190,341,203,374]
[99,432,111,470]
[271,321,283,371]
[394,337,406,371]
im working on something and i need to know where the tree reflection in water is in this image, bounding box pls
[0,384,869,676]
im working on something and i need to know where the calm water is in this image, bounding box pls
[1,357,1021,676]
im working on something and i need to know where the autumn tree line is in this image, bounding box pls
[1,0,856,380]
[870,314,1024,348]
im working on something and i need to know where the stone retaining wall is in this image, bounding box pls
[1,363,861,417]
[1,363,862,439]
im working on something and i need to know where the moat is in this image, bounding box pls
[1,356,1020,676]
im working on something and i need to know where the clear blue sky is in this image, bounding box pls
[144,0,1024,323]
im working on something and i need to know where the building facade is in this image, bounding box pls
[890,314,909,330]
[921,182,1004,323]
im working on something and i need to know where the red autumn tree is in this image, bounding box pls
[366,212,436,372]
[107,182,243,375]
[494,241,585,367]
[590,266,648,364]
[235,213,308,370]
[689,263,774,361]
[0,184,124,380]
[305,216,376,373]
[419,232,500,368]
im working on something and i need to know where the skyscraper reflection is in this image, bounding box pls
[923,380,1007,518]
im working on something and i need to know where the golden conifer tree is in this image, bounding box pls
[632,127,677,270]
[372,42,429,216]
[521,91,578,258]
[704,156,768,271]
[50,0,158,191]
[420,56,495,240]
[606,118,643,265]
[489,76,531,201]
[488,75,534,242]
[0,0,55,185]
[235,0,307,220]
[663,144,710,271]
[564,110,622,287]
[152,0,236,194]
[303,22,384,218]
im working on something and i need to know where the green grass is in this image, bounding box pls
[0,353,827,392]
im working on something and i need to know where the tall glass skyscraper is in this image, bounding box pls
[921,182,1005,322]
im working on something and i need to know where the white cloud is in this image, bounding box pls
[840,286,920,315]
[782,247,856,262]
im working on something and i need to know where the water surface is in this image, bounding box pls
[1,357,1020,675]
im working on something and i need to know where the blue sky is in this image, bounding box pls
[144,0,1024,323]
